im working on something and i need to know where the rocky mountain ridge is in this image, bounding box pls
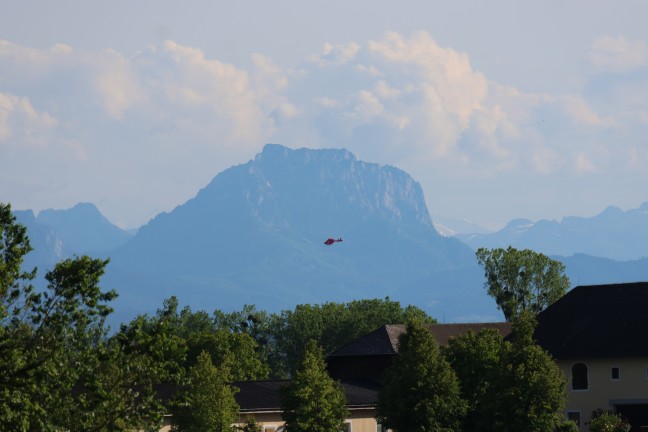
[10,145,648,325]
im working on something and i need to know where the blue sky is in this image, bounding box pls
[1,1,647,230]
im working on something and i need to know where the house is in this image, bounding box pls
[325,282,648,431]
[534,282,648,430]
[161,282,648,431]
[234,379,383,432]
[233,323,512,431]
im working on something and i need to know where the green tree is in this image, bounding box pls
[0,203,182,431]
[443,328,506,432]
[588,409,630,432]
[280,340,349,432]
[59,296,187,431]
[157,299,270,380]
[476,246,570,320]
[185,330,270,380]
[172,350,240,432]
[0,202,120,430]
[236,416,263,432]
[377,320,467,432]
[270,297,435,376]
[480,313,566,432]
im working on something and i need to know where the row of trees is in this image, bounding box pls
[0,202,436,430]
[2,200,614,431]
[377,315,570,432]
[287,318,630,432]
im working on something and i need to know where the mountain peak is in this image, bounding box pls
[36,203,131,253]
[197,144,434,230]
[256,144,357,165]
[109,144,479,319]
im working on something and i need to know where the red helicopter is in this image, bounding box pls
[324,237,343,245]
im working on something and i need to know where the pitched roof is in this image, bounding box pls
[534,282,648,359]
[328,322,512,357]
[234,379,381,412]
[327,325,404,357]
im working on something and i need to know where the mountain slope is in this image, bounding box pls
[106,144,492,321]
[37,202,133,254]
[13,209,68,272]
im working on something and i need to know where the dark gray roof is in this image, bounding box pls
[328,322,512,357]
[534,282,648,359]
[234,380,288,412]
[234,379,381,412]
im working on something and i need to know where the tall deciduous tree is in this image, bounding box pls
[280,340,349,432]
[377,320,467,432]
[155,299,270,380]
[0,203,120,430]
[172,350,239,432]
[443,328,506,432]
[480,313,566,432]
[476,246,570,320]
[1,203,182,431]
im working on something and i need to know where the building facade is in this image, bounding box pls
[534,282,648,430]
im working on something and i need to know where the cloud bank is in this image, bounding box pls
[0,31,646,228]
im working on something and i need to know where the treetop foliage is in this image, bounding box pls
[2,201,572,431]
[476,246,570,320]
[378,319,467,432]
[280,340,349,432]
[171,350,239,432]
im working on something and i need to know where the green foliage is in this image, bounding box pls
[377,320,467,432]
[172,350,240,432]
[156,299,270,380]
[280,340,349,432]
[236,416,263,432]
[0,203,183,431]
[443,314,566,432]
[0,202,36,319]
[270,297,435,376]
[0,201,121,430]
[556,420,579,432]
[442,328,506,431]
[185,330,270,380]
[589,409,631,432]
[476,246,570,320]
[479,313,566,432]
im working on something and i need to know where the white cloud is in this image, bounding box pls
[589,34,648,73]
[0,40,284,226]
[354,64,383,77]
[307,42,361,66]
[49,43,73,55]
[93,49,143,119]
[314,97,339,108]
[2,31,648,228]
[574,152,597,174]
[0,92,58,147]
[368,31,488,125]
[531,147,558,175]
[347,90,384,121]
[556,95,617,127]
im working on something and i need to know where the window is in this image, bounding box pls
[611,366,620,380]
[567,411,581,428]
[343,422,351,432]
[376,423,389,432]
[572,363,588,390]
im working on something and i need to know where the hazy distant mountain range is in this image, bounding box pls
[11,144,648,324]
[457,204,648,261]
